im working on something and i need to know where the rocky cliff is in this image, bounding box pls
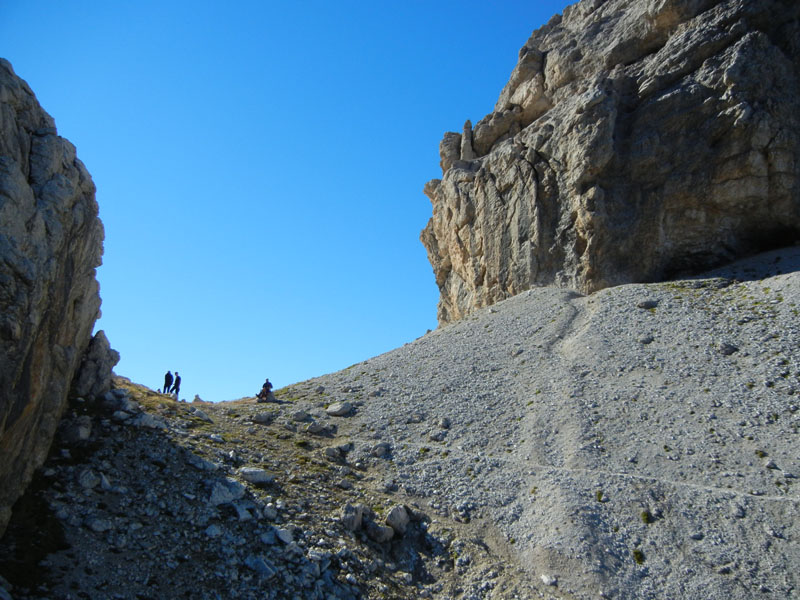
[0,59,114,537]
[421,0,800,323]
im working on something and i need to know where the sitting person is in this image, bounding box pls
[256,378,273,402]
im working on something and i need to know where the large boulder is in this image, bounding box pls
[421,0,800,323]
[71,330,120,400]
[0,59,107,536]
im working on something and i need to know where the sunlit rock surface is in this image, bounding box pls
[422,0,800,324]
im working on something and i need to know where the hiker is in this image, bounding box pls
[256,378,273,402]
[163,371,173,394]
[171,372,182,400]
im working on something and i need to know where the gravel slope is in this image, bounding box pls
[299,246,800,599]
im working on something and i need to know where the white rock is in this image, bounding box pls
[541,574,557,586]
[190,408,213,423]
[385,505,410,535]
[86,517,112,533]
[99,473,113,491]
[251,412,273,424]
[77,469,100,489]
[365,520,394,543]
[238,467,274,485]
[305,421,328,434]
[275,527,293,544]
[340,503,365,531]
[324,447,342,461]
[233,501,253,521]
[132,413,167,430]
[291,410,309,422]
[371,442,391,457]
[244,554,277,579]
[263,504,278,521]
[205,524,223,538]
[208,479,246,506]
[326,402,352,416]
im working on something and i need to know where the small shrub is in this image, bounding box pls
[633,549,645,564]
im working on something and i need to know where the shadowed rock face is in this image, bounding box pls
[0,59,107,536]
[421,0,800,324]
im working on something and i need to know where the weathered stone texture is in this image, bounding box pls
[72,330,120,400]
[0,59,106,535]
[421,0,800,323]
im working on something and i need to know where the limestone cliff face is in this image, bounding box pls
[421,0,800,324]
[0,59,111,536]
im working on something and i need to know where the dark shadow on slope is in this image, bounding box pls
[671,244,800,284]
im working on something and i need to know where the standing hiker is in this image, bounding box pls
[171,372,182,400]
[163,371,173,394]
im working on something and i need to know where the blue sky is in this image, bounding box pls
[2,1,572,401]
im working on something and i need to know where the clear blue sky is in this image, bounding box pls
[2,1,572,401]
